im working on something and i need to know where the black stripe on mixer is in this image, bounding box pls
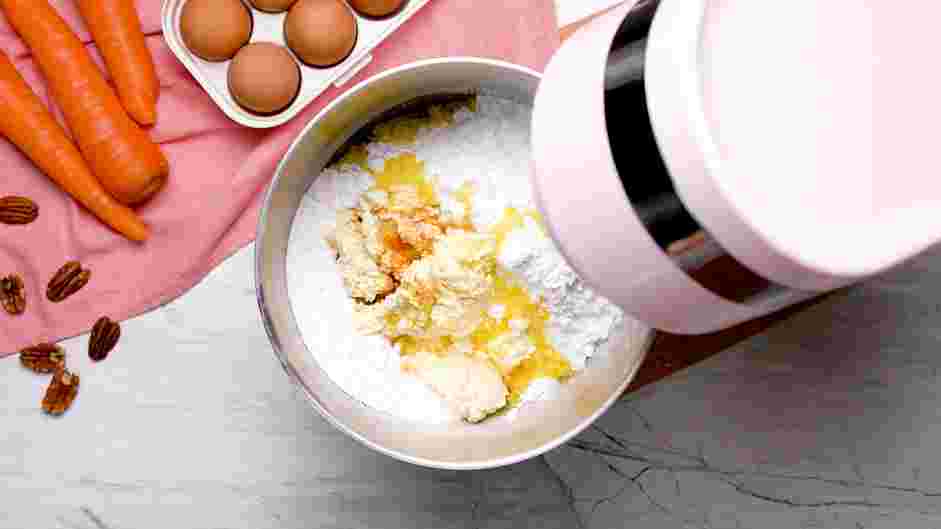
[603,1,793,306]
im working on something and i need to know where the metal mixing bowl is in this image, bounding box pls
[255,58,653,470]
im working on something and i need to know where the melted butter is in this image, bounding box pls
[373,97,478,145]
[492,207,548,252]
[471,274,573,404]
[373,153,438,206]
[492,207,526,252]
[384,311,401,329]
[525,209,545,230]
[395,335,454,357]
[454,181,476,216]
[445,181,477,230]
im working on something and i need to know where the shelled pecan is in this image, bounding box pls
[41,367,80,416]
[89,317,121,362]
[0,274,25,315]
[19,343,65,374]
[47,261,91,302]
[0,196,38,225]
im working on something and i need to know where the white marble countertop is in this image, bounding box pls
[6,2,941,528]
[8,242,941,529]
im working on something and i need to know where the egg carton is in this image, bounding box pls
[162,0,432,128]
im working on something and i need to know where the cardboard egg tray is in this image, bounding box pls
[162,0,432,128]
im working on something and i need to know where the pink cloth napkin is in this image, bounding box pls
[0,0,558,355]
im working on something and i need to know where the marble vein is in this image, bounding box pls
[567,434,941,510]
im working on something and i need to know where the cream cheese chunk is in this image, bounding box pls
[402,352,508,423]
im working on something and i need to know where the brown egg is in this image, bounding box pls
[349,0,406,18]
[181,0,253,62]
[227,43,301,115]
[248,0,296,12]
[284,0,358,68]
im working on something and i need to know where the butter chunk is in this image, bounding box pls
[333,209,395,302]
[352,302,388,335]
[377,207,443,254]
[485,332,535,374]
[389,230,497,339]
[403,352,508,423]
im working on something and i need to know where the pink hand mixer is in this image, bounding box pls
[531,0,934,334]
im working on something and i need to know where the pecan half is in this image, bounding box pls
[89,316,121,362]
[47,261,91,302]
[0,196,38,225]
[0,274,25,315]
[42,367,80,416]
[20,343,66,374]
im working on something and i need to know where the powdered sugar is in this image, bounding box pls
[288,94,626,424]
[498,217,624,370]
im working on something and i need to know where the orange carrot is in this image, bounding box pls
[0,51,149,241]
[0,0,168,206]
[76,0,160,127]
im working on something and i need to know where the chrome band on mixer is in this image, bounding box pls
[663,228,795,306]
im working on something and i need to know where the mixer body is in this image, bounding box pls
[531,0,922,334]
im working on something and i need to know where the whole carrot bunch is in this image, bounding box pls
[0,0,167,241]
